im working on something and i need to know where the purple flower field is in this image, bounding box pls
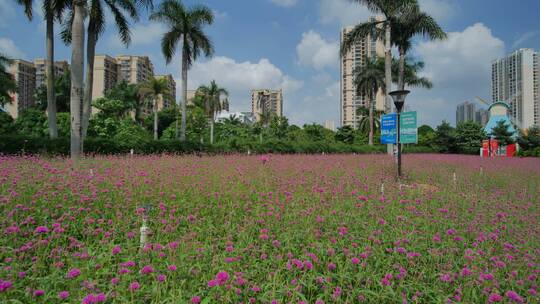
[0,154,539,303]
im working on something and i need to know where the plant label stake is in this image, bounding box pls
[130,149,134,157]
[90,169,94,176]
[380,182,384,196]
[139,205,152,249]
[480,166,483,175]
[247,150,251,156]
[453,172,457,187]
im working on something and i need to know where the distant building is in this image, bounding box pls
[251,89,283,122]
[5,59,36,119]
[340,19,385,128]
[92,55,119,101]
[324,120,335,131]
[456,101,476,125]
[115,55,154,84]
[186,89,197,106]
[491,48,539,129]
[475,108,490,126]
[33,59,69,89]
[484,102,517,137]
[154,74,176,111]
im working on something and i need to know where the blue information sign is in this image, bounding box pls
[380,114,397,144]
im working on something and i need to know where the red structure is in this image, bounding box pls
[481,139,517,157]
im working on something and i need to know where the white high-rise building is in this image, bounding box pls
[491,48,539,130]
[340,19,385,128]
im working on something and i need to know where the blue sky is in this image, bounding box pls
[1,0,539,127]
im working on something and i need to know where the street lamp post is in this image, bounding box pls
[389,90,410,178]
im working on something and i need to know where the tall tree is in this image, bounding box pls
[106,81,145,123]
[0,54,17,107]
[62,0,145,140]
[196,80,228,144]
[343,0,416,114]
[353,57,386,145]
[390,3,446,90]
[17,0,70,138]
[139,76,171,140]
[490,120,515,146]
[69,0,86,163]
[150,0,214,141]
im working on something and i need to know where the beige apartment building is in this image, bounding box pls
[251,89,283,122]
[92,55,119,102]
[186,89,197,106]
[34,59,69,89]
[340,21,385,128]
[5,59,36,119]
[154,74,176,111]
[115,55,154,84]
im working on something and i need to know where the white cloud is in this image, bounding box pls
[0,38,26,59]
[512,31,536,50]
[270,0,299,7]
[0,0,16,28]
[410,23,505,126]
[296,31,339,70]
[177,56,302,113]
[289,81,340,125]
[318,0,372,27]
[418,0,456,22]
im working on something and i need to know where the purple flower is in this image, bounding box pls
[141,265,154,275]
[34,226,49,234]
[215,271,230,285]
[168,264,177,271]
[157,274,166,282]
[33,290,45,297]
[0,280,13,292]
[67,268,81,279]
[505,291,524,303]
[112,245,121,255]
[191,296,201,304]
[58,291,69,299]
[129,281,140,291]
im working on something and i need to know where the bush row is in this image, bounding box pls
[0,135,440,155]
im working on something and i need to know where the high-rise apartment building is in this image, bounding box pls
[492,48,539,129]
[340,20,385,128]
[475,108,490,126]
[92,55,118,101]
[251,89,283,122]
[33,59,69,89]
[154,74,176,111]
[5,59,36,118]
[115,55,154,84]
[456,101,476,125]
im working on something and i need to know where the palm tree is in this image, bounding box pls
[105,81,146,123]
[62,0,144,140]
[139,77,171,140]
[256,92,272,127]
[17,0,70,139]
[353,57,385,145]
[390,3,446,90]
[343,0,416,114]
[196,80,228,144]
[150,0,214,141]
[69,0,86,163]
[0,54,17,107]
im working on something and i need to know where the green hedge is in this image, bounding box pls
[0,135,436,155]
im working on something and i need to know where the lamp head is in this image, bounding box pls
[389,90,410,112]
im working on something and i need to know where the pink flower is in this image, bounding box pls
[488,293,503,303]
[460,266,472,277]
[439,273,453,283]
[208,280,218,287]
[129,282,140,291]
[327,263,336,271]
[505,291,524,303]
[111,277,120,285]
[141,265,154,275]
[112,245,121,255]
[67,268,81,279]
[58,291,69,299]
[191,296,201,304]
[34,226,49,234]
[215,271,230,285]
[157,274,166,282]
[0,280,13,292]
[351,257,360,265]
[168,264,177,271]
[33,290,45,297]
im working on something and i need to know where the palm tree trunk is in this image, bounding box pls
[179,47,188,141]
[153,98,158,140]
[210,118,214,145]
[45,14,58,139]
[82,30,97,141]
[70,0,86,163]
[384,21,393,155]
[398,47,406,91]
[369,93,374,146]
